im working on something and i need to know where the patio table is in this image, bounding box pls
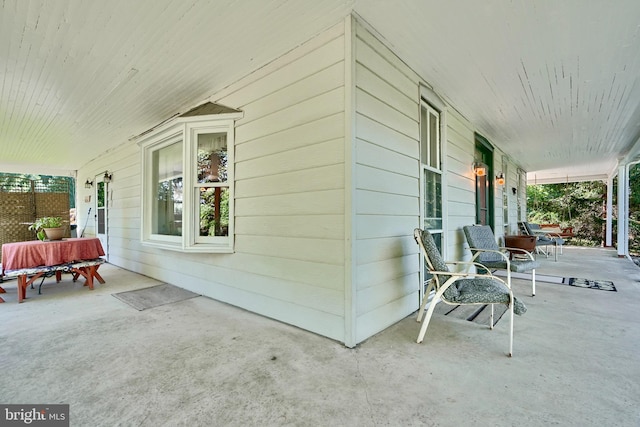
[1,238,106,303]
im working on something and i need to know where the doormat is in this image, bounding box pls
[433,302,509,327]
[112,284,200,311]
[562,277,617,291]
[494,271,617,291]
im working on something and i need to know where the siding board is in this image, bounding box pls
[235,138,343,180]
[355,164,419,196]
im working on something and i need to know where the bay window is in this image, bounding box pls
[138,102,242,253]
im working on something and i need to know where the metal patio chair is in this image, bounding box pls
[463,225,540,296]
[519,221,564,261]
[414,228,527,357]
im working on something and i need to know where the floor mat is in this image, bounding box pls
[562,277,616,291]
[112,284,200,310]
[494,271,617,291]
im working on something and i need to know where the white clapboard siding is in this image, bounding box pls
[355,137,419,177]
[357,272,418,315]
[235,87,345,144]
[355,235,417,265]
[235,113,344,162]
[355,292,417,344]
[355,164,419,197]
[235,138,344,181]
[444,109,477,261]
[352,21,421,342]
[235,235,345,266]
[75,23,348,344]
[236,164,344,198]
[235,214,344,240]
[356,113,418,159]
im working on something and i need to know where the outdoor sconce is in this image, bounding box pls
[103,171,112,183]
[84,179,93,189]
[512,187,517,195]
[473,163,486,177]
[496,172,505,186]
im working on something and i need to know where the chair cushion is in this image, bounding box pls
[509,259,540,272]
[447,278,527,315]
[463,225,504,263]
[416,229,458,299]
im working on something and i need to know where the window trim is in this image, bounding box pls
[420,99,443,238]
[137,108,242,253]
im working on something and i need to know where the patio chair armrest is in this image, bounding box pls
[428,269,474,277]
[446,261,499,275]
[432,266,505,280]
[468,247,511,264]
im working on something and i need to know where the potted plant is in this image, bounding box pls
[29,216,65,241]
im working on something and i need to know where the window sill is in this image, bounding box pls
[142,240,233,254]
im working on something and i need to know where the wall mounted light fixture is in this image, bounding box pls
[84,179,93,189]
[496,172,505,186]
[103,171,112,183]
[473,163,487,177]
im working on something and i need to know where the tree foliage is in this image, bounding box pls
[527,181,606,246]
[527,163,640,253]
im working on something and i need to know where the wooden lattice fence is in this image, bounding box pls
[0,175,72,262]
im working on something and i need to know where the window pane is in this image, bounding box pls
[429,111,439,169]
[197,133,227,183]
[152,142,183,236]
[420,106,429,165]
[97,182,105,208]
[424,170,442,230]
[199,187,229,237]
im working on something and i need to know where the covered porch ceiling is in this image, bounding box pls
[1,1,640,183]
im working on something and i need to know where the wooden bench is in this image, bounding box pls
[539,223,574,239]
[3,258,106,303]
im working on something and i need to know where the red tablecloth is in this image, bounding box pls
[1,238,105,273]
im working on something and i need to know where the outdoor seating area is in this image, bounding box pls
[414,228,526,356]
[0,238,106,303]
[0,246,638,425]
[519,221,565,261]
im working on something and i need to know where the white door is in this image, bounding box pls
[96,176,108,257]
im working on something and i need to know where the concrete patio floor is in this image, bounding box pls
[1,245,639,426]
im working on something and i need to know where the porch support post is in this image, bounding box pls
[617,164,628,257]
[605,175,613,247]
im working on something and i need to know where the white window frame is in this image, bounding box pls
[138,111,242,253]
[420,99,443,243]
[418,86,447,303]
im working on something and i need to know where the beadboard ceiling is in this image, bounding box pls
[1,1,640,183]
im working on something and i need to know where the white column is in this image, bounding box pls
[606,175,613,247]
[617,164,628,257]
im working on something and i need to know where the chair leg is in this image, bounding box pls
[489,304,494,329]
[416,294,430,323]
[508,301,514,357]
[417,280,434,322]
[531,269,536,296]
[417,297,440,343]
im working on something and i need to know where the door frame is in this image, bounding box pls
[475,133,494,230]
[95,174,108,259]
